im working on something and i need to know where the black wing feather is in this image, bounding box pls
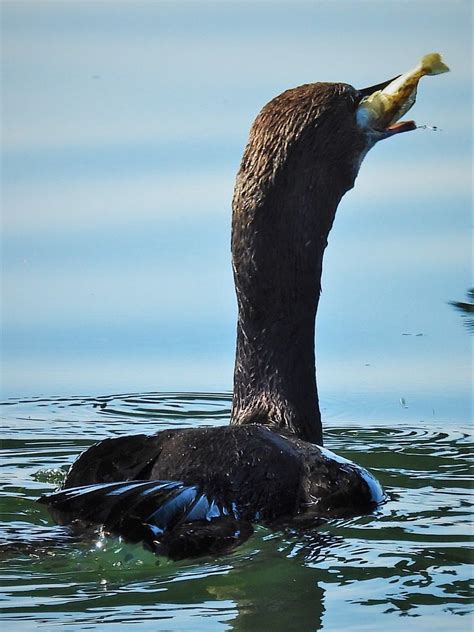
[38,480,252,559]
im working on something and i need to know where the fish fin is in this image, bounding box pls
[420,53,450,76]
[38,480,252,558]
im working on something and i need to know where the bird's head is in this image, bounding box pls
[233,56,448,235]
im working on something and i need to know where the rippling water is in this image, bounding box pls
[1,393,472,631]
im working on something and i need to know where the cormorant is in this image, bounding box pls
[39,55,449,559]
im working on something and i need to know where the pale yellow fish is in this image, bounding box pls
[357,53,450,132]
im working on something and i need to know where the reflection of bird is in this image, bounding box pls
[39,64,441,559]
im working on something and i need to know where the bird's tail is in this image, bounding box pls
[37,480,253,559]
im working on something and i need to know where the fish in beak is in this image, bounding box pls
[356,53,450,137]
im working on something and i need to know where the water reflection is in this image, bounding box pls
[217,542,327,632]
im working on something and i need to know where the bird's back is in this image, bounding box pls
[40,424,382,559]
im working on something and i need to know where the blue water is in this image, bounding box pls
[1,2,472,630]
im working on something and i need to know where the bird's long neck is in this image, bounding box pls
[227,84,368,444]
[232,288,323,444]
[230,158,343,445]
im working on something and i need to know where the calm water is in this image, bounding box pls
[1,393,472,631]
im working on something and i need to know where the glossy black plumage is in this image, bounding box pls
[38,79,393,558]
[39,425,383,557]
[38,479,251,559]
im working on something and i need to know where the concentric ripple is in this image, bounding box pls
[1,393,472,631]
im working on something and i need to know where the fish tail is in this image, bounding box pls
[420,53,450,76]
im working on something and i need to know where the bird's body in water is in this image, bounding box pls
[39,54,449,559]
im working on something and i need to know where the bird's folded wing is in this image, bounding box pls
[38,480,253,559]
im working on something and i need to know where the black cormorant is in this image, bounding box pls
[39,56,448,559]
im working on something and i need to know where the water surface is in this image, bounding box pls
[1,393,472,630]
